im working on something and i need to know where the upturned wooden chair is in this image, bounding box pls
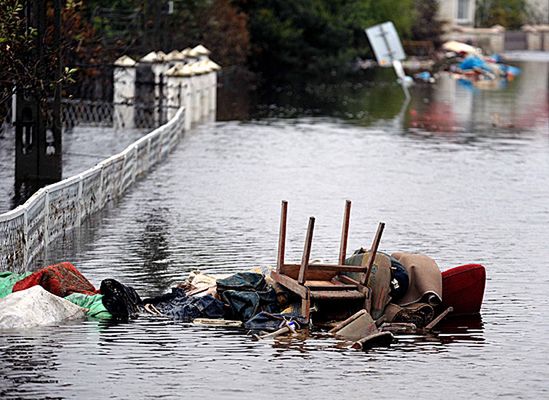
[270,200,384,321]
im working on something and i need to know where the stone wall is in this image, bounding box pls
[443,25,506,53]
[523,25,549,51]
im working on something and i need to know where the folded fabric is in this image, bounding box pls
[65,293,112,320]
[100,279,142,320]
[12,262,97,297]
[221,289,278,321]
[0,286,86,329]
[216,272,279,321]
[145,288,226,322]
[216,272,268,292]
[391,252,442,307]
[344,249,393,320]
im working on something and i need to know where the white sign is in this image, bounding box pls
[365,22,406,67]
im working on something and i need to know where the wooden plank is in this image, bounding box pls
[305,282,358,290]
[280,264,337,281]
[424,307,453,331]
[283,263,368,273]
[276,200,288,273]
[329,309,367,333]
[304,280,339,287]
[310,290,365,300]
[338,200,351,265]
[336,274,360,286]
[270,271,308,298]
[298,216,315,284]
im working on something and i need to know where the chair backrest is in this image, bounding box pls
[277,199,352,275]
[275,200,385,285]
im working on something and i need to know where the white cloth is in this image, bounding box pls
[0,286,86,329]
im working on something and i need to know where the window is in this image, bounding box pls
[457,0,470,21]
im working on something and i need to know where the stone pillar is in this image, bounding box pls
[489,25,505,54]
[523,25,543,50]
[182,77,192,131]
[113,55,137,129]
[164,49,186,68]
[189,63,201,124]
[164,64,182,121]
[198,62,211,120]
[140,51,169,126]
[206,60,221,115]
[191,44,211,61]
[164,63,193,125]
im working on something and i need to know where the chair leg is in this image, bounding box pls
[301,291,311,321]
[298,216,315,284]
[338,200,351,265]
[361,222,385,287]
[276,200,288,273]
[361,223,384,314]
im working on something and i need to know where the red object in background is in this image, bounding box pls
[441,264,486,315]
[12,262,97,297]
[408,102,457,132]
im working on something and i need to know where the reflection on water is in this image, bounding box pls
[218,61,548,138]
[1,61,549,399]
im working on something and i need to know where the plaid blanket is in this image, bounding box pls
[12,262,97,297]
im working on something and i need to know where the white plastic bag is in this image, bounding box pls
[0,286,86,329]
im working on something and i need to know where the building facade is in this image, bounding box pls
[438,0,476,26]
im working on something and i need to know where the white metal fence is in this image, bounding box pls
[0,107,186,272]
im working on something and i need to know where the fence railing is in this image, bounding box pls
[1,46,220,272]
[0,107,185,272]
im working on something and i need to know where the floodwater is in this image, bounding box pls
[1,60,549,399]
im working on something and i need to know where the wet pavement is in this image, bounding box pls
[1,60,548,399]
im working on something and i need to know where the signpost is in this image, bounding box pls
[365,22,411,96]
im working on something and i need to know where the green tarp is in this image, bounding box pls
[0,271,32,299]
[65,293,112,320]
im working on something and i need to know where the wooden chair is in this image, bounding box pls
[270,200,385,321]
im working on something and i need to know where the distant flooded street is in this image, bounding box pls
[1,61,548,399]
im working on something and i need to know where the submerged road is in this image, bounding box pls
[1,62,549,399]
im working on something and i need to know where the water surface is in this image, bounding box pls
[1,62,548,399]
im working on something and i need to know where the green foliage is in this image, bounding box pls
[158,0,249,66]
[410,0,443,46]
[0,0,41,105]
[0,0,101,111]
[235,0,413,78]
[84,0,249,66]
[476,0,529,29]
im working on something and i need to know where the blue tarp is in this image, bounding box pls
[459,55,489,71]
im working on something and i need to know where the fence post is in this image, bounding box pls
[77,175,83,226]
[22,207,28,271]
[165,63,181,121]
[1,48,222,272]
[207,59,220,116]
[132,145,138,184]
[43,189,50,250]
